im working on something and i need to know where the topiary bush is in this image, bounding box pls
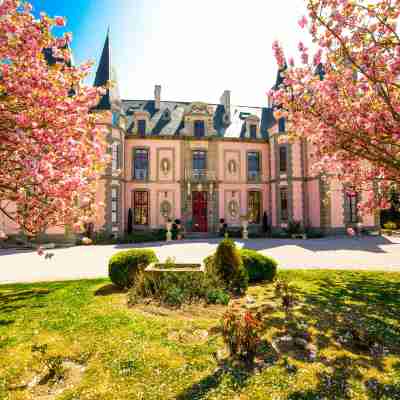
[239,249,277,283]
[108,249,158,289]
[212,239,248,294]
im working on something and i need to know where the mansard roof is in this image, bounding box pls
[121,99,276,139]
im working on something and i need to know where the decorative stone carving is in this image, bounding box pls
[160,200,172,218]
[228,200,239,218]
[228,159,237,174]
[189,102,210,115]
[160,158,171,175]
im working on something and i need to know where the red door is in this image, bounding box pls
[192,191,208,232]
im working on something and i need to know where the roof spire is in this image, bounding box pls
[94,28,121,110]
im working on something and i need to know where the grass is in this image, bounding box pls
[0,270,399,399]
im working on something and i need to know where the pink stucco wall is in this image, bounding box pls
[307,180,321,227]
[217,141,269,225]
[124,139,182,228]
[330,178,345,228]
[292,141,302,177]
[292,181,303,221]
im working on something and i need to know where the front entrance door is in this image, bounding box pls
[192,191,208,232]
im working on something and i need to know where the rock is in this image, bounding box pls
[246,295,256,304]
[306,343,318,361]
[294,338,309,349]
[279,335,293,342]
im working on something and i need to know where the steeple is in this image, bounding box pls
[94,28,121,111]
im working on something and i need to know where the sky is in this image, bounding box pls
[30,0,311,107]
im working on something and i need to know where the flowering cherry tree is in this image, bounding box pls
[271,0,400,213]
[0,0,107,236]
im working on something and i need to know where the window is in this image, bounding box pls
[133,191,149,225]
[248,191,261,224]
[111,187,118,224]
[133,149,149,180]
[279,145,287,173]
[247,152,260,181]
[137,119,146,136]
[280,187,288,222]
[249,124,257,139]
[193,150,207,171]
[194,120,205,138]
[278,118,285,133]
[112,112,119,126]
[346,192,358,223]
[111,142,119,171]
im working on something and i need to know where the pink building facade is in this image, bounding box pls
[0,33,378,238]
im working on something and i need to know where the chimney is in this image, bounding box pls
[154,84,161,110]
[220,90,231,125]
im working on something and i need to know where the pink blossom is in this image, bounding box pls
[298,16,308,29]
[54,16,65,27]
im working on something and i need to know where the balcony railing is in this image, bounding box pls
[185,169,216,182]
[247,171,261,182]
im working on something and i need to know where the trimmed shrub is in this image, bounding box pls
[384,221,397,230]
[240,249,277,283]
[207,289,230,305]
[213,239,248,294]
[108,249,158,289]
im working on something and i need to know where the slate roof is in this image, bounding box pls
[93,31,276,138]
[121,100,276,139]
[93,29,121,111]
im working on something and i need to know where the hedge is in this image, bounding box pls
[108,249,158,288]
[239,249,277,283]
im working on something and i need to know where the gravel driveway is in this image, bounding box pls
[1,236,400,284]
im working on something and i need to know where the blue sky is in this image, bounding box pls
[31,0,310,106]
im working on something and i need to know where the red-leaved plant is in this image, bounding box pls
[221,308,262,364]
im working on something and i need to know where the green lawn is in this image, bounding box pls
[0,270,399,400]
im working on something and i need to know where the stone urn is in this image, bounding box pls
[240,216,249,240]
[166,219,172,242]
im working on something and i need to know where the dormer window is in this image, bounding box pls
[138,119,146,136]
[194,120,205,138]
[250,124,257,139]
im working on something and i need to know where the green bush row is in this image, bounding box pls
[108,241,278,307]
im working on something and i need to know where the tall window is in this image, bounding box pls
[346,192,358,223]
[112,112,119,126]
[280,187,288,222]
[247,152,261,181]
[248,191,261,224]
[133,149,149,180]
[137,119,146,136]
[279,145,287,173]
[111,187,118,224]
[111,142,119,171]
[193,150,207,172]
[133,191,149,225]
[278,118,285,133]
[249,124,257,139]
[194,120,205,138]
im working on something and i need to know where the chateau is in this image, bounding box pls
[0,33,378,238]
[89,33,377,237]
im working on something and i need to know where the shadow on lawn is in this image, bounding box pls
[281,272,400,399]
[94,283,126,296]
[0,286,55,313]
[176,365,253,400]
